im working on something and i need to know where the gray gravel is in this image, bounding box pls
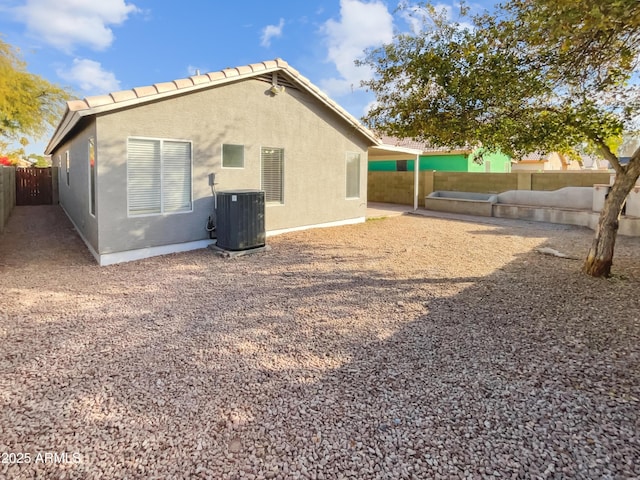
[1,205,639,479]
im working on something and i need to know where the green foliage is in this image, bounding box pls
[29,154,50,167]
[361,1,640,165]
[0,37,70,142]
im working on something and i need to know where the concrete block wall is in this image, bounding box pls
[0,166,16,233]
[432,172,518,194]
[368,170,612,206]
[531,172,610,190]
[368,171,424,205]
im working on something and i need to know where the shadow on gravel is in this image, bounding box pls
[1,216,639,479]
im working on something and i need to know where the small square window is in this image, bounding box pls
[222,144,244,168]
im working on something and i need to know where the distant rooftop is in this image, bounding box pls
[378,135,470,153]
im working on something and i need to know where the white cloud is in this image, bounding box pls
[260,18,285,47]
[400,2,474,34]
[320,0,394,97]
[14,0,139,52]
[57,58,120,94]
[399,3,432,34]
[187,65,209,76]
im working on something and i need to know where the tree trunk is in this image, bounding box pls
[582,163,639,277]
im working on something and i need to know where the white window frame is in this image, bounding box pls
[221,143,245,169]
[89,138,96,217]
[345,151,361,199]
[65,151,70,186]
[127,136,193,217]
[261,146,285,205]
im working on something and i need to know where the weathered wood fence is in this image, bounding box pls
[16,167,53,206]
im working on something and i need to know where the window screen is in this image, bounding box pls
[261,147,284,203]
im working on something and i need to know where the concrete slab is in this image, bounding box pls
[208,243,271,258]
[367,202,413,218]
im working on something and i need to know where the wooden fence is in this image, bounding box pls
[16,167,53,206]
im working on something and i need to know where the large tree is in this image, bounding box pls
[0,38,69,146]
[362,0,640,277]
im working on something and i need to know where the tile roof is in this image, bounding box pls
[377,135,470,154]
[46,58,379,154]
[519,152,549,161]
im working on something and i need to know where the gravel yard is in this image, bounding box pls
[1,205,639,479]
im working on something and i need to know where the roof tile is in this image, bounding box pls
[249,62,267,72]
[85,95,115,108]
[154,82,178,94]
[190,74,210,85]
[378,134,468,153]
[236,65,252,75]
[173,78,194,89]
[207,71,226,82]
[133,85,158,98]
[110,90,138,103]
[222,68,239,78]
[67,99,90,111]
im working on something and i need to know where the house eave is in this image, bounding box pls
[45,58,380,154]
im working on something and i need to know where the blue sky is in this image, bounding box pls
[0,0,493,154]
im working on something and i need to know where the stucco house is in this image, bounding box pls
[369,135,512,173]
[45,59,378,265]
[511,152,581,171]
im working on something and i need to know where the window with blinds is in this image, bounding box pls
[346,152,360,198]
[127,138,192,216]
[261,147,284,204]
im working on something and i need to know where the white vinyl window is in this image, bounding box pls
[127,137,192,216]
[89,138,96,216]
[222,144,244,168]
[346,152,361,198]
[261,147,284,204]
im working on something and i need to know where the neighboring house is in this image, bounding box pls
[45,58,378,266]
[369,135,511,172]
[511,152,581,171]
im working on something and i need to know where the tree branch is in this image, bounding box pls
[595,139,624,174]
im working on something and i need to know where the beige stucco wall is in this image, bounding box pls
[51,119,99,253]
[86,78,370,254]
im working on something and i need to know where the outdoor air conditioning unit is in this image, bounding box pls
[215,190,266,251]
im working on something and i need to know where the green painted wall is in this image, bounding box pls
[467,151,511,173]
[411,155,469,172]
[369,154,468,172]
[369,151,512,172]
[368,160,398,171]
